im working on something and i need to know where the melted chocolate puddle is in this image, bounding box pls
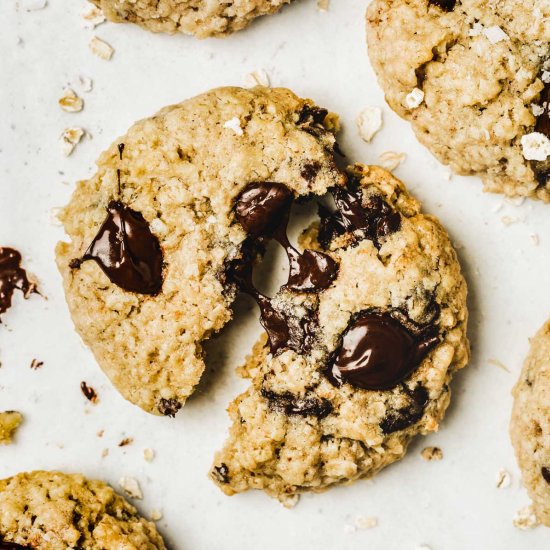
[0,248,37,320]
[329,311,439,391]
[70,145,164,295]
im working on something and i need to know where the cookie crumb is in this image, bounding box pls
[118,437,134,447]
[495,468,511,489]
[500,215,518,226]
[487,358,510,372]
[521,132,550,161]
[405,88,424,109]
[354,516,378,529]
[60,127,85,156]
[144,448,155,462]
[89,36,114,60]
[244,69,270,88]
[30,358,43,370]
[356,107,382,143]
[223,117,244,136]
[97,429,104,437]
[529,233,540,246]
[80,381,98,403]
[70,75,93,93]
[378,151,407,171]
[317,0,329,11]
[101,448,109,458]
[150,509,163,521]
[280,493,300,508]
[421,446,443,461]
[82,5,106,28]
[0,411,23,445]
[119,476,143,499]
[513,505,540,530]
[59,88,84,113]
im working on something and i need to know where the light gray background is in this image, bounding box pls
[1,1,549,548]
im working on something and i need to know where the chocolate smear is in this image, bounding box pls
[0,247,37,320]
[329,311,439,391]
[380,384,429,434]
[262,388,333,419]
[70,201,163,295]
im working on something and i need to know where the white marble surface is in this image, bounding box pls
[1,1,549,548]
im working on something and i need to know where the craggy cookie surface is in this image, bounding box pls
[90,0,293,38]
[211,164,469,504]
[511,320,550,526]
[366,0,550,201]
[0,471,165,549]
[56,86,343,416]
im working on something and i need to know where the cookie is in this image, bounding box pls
[510,319,550,526]
[89,0,293,38]
[0,471,165,548]
[56,86,343,416]
[0,412,23,446]
[366,0,550,201]
[210,163,469,504]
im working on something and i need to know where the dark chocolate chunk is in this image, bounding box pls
[532,82,550,187]
[261,388,333,419]
[318,203,347,248]
[80,381,98,403]
[428,0,457,11]
[0,247,37,320]
[297,105,329,126]
[70,201,163,295]
[212,463,230,484]
[329,311,439,391]
[542,466,550,484]
[158,397,182,417]
[380,384,429,434]
[301,161,321,183]
[284,247,339,292]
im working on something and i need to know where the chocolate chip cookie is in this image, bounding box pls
[89,0,293,38]
[0,471,166,548]
[510,320,550,526]
[366,0,550,201]
[210,163,469,504]
[56,86,343,416]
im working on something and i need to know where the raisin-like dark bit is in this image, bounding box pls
[428,0,457,11]
[158,397,182,417]
[379,385,429,434]
[542,466,550,484]
[212,463,230,484]
[261,388,333,419]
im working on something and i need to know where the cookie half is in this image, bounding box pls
[366,0,550,201]
[510,319,550,526]
[0,471,165,549]
[89,0,293,38]
[56,86,343,416]
[210,164,469,504]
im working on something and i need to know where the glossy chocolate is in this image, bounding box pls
[542,466,550,484]
[0,247,37,319]
[70,201,163,295]
[428,0,456,11]
[261,388,333,419]
[330,311,439,391]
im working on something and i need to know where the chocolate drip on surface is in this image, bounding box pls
[261,388,333,419]
[0,247,37,320]
[428,0,456,11]
[329,311,439,391]
[70,201,163,295]
[542,466,550,484]
[380,384,429,434]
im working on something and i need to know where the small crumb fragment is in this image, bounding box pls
[70,75,93,93]
[521,132,550,161]
[101,448,109,458]
[97,429,104,437]
[354,516,378,530]
[119,437,134,447]
[529,233,540,246]
[488,358,510,372]
[513,505,540,530]
[280,493,299,508]
[82,5,105,28]
[223,117,244,136]
[244,69,270,88]
[0,411,23,445]
[496,468,511,489]
[89,36,114,60]
[379,151,407,171]
[144,448,155,462]
[405,88,424,109]
[441,169,452,181]
[356,107,382,143]
[120,477,143,499]
[421,446,443,461]
[501,216,518,226]
[150,509,163,521]
[532,104,545,117]
[317,0,329,12]
[21,0,47,11]
[59,88,84,113]
[80,381,98,403]
[30,358,43,370]
[60,127,85,156]
[483,26,509,44]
